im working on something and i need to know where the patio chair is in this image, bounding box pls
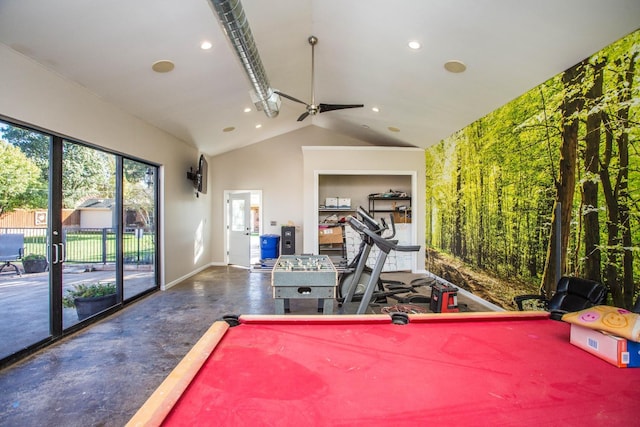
[0,233,25,276]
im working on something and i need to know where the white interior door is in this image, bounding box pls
[228,192,251,267]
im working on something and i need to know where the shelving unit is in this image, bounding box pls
[318,207,354,257]
[368,196,411,223]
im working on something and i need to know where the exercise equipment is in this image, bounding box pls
[343,216,423,314]
[340,207,428,302]
[337,206,393,303]
[339,207,430,308]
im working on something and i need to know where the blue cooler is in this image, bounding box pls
[260,234,280,259]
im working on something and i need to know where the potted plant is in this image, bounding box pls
[21,253,48,274]
[63,282,117,320]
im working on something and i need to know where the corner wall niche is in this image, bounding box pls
[302,146,426,274]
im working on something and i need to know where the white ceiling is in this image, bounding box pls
[1,0,638,156]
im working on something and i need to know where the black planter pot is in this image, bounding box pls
[23,259,48,274]
[74,293,117,320]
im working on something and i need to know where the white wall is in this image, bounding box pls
[209,126,375,263]
[0,44,212,288]
[209,130,426,272]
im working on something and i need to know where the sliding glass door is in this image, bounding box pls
[0,119,159,366]
[60,140,118,329]
[0,121,52,360]
[122,158,157,299]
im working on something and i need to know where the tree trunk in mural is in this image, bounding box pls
[600,51,637,309]
[582,59,605,282]
[541,61,586,297]
[454,154,463,258]
[616,53,636,308]
[599,121,621,305]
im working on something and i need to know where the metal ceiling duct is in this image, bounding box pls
[208,0,280,118]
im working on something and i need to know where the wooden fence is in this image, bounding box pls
[0,209,80,228]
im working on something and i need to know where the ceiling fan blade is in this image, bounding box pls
[318,103,364,113]
[274,91,309,106]
[278,37,363,123]
[297,111,311,121]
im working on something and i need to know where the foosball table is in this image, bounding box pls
[271,255,338,314]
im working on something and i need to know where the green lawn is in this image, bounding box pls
[24,230,155,264]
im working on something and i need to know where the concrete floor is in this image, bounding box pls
[0,266,496,427]
[0,265,155,360]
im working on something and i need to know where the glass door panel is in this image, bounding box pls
[1,119,161,366]
[122,159,157,299]
[0,121,52,359]
[61,141,118,329]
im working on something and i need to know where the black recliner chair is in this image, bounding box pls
[514,276,608,320]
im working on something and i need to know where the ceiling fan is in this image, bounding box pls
[275,36,364,122]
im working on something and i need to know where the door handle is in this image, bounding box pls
[51,243,59,264]
[59,242,65,263]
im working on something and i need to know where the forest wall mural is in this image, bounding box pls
[426,29,639,310]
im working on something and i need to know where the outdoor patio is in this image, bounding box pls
[0,263,154,361]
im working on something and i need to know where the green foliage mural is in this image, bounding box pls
[426,30,639,309]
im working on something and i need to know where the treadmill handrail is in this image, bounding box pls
[353,206,395,238]
[356,206,379,231]
[360,220,420,254]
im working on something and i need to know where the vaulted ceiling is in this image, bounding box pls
[0,0,638,156]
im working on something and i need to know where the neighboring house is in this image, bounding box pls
[77,199,115,229]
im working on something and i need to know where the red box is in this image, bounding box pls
[569,323,640,368]
[429,283,459,313]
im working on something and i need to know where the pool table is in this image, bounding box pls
[128,312,639,426]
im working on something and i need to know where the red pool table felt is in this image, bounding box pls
[129,312,639,427]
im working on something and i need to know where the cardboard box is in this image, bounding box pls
[569,323,640,368]
[325,197,338,208]
[338,198,351,209]
[393,211,411,223]
[318,226,343,244]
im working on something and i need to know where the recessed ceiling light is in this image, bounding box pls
[362,124,370,129]
[222,126,235,133]
[408,41,421,50]
[244,107,252,113]
[444,60,467,73]
[201,41,212,50]
[372,107,380,113]
[152,60,175,73]
[388,126,400,132]
[255,124,262,129]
